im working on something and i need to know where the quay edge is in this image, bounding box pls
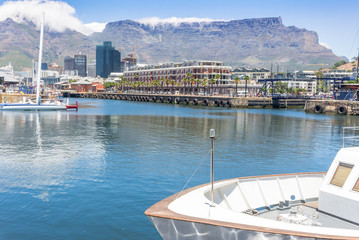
[305,100,359,115]
[64,92,276,108]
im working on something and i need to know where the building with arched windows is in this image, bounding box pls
[123,60,232,85]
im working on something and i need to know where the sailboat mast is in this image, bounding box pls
[36,13,44,105]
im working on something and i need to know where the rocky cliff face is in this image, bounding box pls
[0,17,341,70]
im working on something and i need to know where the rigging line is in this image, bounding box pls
[175,149,211,200]
[348,24,359,59]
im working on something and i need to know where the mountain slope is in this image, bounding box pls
[0,18,94,68]
[90,17,341,70]
[0,17,342,70]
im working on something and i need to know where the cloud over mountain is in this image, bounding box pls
[137,17,228,28]
[0,0,105,35]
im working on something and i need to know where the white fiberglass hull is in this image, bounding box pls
[148,216,320,240]
[1,103,67,110]
[145,173,359,240]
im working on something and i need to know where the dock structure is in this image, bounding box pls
[305,100,359,115]
[63,92,309,108]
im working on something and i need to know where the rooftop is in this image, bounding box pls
[127,60,229,72]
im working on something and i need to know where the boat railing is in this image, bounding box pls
[342,127,359,148]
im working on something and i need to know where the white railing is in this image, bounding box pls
[342,127,359,148]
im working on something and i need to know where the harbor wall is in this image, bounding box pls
[65,92,305,108]
[305,100,359,115]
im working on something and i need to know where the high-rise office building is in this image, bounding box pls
[96,41,121,78]
[74,54,87,77]
[64,56,75,71]
[64,54,87,77]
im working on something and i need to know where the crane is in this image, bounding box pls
[306,64,329,73]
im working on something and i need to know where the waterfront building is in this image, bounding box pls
[122,53,137,72]
[41,63,48,70]
[40,70,60,86]
[70,79,105,93]
[323,69,353,79]
[0,63,22,86]
[232,67,271,81]
[87,60,96,78]
[64,56,75,72]
[64,54,87,77]
[288,70,317,94]
[48,63,62,74]
[123,60,232,85]
[74,54,87,77]
[96,41,121,78]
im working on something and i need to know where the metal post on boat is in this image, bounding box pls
[210,129,215,207]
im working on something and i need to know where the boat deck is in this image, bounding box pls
[257,201,359,231]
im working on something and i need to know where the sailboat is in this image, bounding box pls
[1,13,76,111]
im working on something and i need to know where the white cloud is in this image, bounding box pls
[0,0,106,35]
[84,22,107,33]
[137,17,229,28]
[319,42,331,50]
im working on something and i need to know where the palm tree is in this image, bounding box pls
[177,81,182,93]
[210,78,216,95]
[160,77,165,93]
[183,76,188,94]
[244,75,249,97]
[171,79,176,94]
[186,72,192,94]
[234,77,240,97]
[190,77,195,95]
[202,78,208,96]
[165,78,170,93]
[315,71,324,94]
[195,78,201,95]
[214,74,221,95]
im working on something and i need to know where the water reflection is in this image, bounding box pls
[0,111,106,197]
[1,100,359,240]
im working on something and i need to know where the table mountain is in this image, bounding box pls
[0,17,341,70]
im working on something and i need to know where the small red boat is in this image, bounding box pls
[66,101,78,110]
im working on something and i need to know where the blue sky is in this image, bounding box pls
[1,0,359,60]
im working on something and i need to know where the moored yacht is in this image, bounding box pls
[145,128,359,239]
[0,13,76,111]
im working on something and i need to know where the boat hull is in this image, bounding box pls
[1,104,67,110]
[148,216,322,240]
[145,172,359,240]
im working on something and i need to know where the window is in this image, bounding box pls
[330,163,353,187]
[353,178,359,192]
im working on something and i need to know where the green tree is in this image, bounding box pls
[234,76,240,97]
[183,76,188,94]
[244,75,250,97]
[334,60,347,68]
[210,78,216,95]
[171,79,176,94]
[202,78,208,96]
[315,72,324,93]
[195,78,201,95]
[160,77,165,93]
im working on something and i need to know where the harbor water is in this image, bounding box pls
[0,99,357,240]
